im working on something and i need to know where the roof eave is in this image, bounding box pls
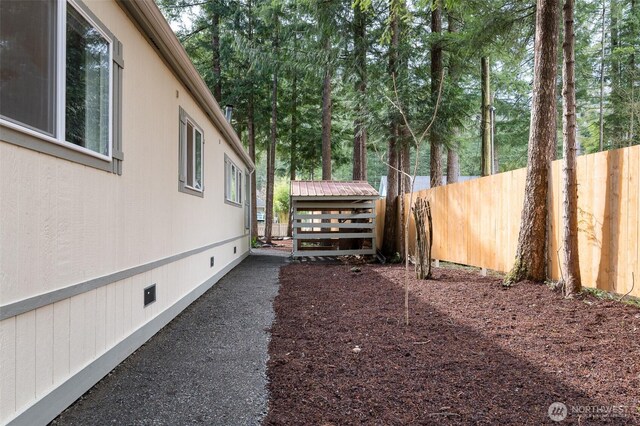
[116,0,254,171]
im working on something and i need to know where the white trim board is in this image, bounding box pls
[5,252,249,426]
[0,234,249,320]
[292,249,376,257]
[293,212,375,220]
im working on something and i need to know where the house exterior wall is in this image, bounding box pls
[0,1,251,424]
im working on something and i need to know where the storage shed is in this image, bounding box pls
[291,181,379,258]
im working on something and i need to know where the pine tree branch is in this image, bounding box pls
[164,1,211,8]
[179,25,210,42]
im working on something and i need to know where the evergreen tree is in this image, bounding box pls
[429,1,444,188]
[562,0,582,296]
[381,0,403,257]
[506,0,560,284]
[158,0,638,246]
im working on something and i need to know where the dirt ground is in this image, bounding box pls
[265,262,640,425]
[257,238,293,252]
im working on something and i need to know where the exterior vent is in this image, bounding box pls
[144,284,156,307]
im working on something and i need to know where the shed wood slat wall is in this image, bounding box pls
[294,202,375,209]
[291,181,378,258]
[294,212,375,220]
[294,222,374,229]
[295,233,375,239]
[377,145,640,298]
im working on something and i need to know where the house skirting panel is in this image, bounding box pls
[0,232,250,426]
[4,251,248,426]
[0,235,248,320]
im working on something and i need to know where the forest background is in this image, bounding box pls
[157,0,638,232]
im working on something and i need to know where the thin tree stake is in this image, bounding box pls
[387,70,444,327]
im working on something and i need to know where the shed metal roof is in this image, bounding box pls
[291,181,379,198]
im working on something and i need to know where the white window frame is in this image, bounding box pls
[224,154,243,206]
[0,0,114,162]
[185,119,204,192]
[178,107,205,197]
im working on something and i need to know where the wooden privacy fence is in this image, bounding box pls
[258,223,289,237]
[376,144,640,298]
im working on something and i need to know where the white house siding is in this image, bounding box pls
[0,1,251,424]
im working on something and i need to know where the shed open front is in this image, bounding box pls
[290,181,379,258]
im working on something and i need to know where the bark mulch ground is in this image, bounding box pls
[265,263,640,425]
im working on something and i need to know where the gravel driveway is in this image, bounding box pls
[52,251,287,425]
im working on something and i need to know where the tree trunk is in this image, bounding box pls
[353,120,368,180]
[265,72,277,244]
[599,0,606,151]
[562,0,581,296]
[429,4,443,188]
[447,149,459,184]
[610,0,622,148]
[493,101,500,173]
[322,31,332,180]
[397,0,410,194]
[382,0,400,257]
[382,123,399,256]
[399,130,411,193]
[631,81,635,146]
[447,11,460,185]
[481,57,492,176]
[247,0,257,242]
[428,114,444,189]
[212,5,221,102]
[353,4,367,181]
[265,14,279,244]
[631,0,637,145]
[505,0,559,284]
[414,198,432,279]
[288,72,298,238]
[247,93,258,241]
[398,129,410,259]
